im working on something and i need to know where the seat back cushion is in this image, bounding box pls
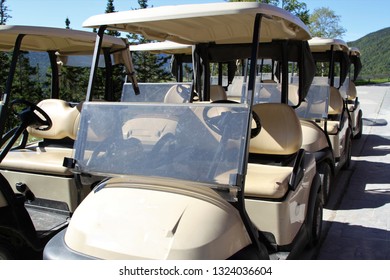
[328,86,344,115]
[210,85,227,101]
[250,103,302,155]
[347,80,357,100]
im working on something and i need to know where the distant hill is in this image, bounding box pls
[348,27,390,79]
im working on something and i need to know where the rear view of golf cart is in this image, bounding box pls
[293,37,354,205]
[44,2,322,260]
[308,37,353,171]
[0,25,133,259]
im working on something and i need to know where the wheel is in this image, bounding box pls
[354,111,363,139]
[308,195,323,248]
[342,131,352,170]
[318,162,332,206]
[0,243,14,260]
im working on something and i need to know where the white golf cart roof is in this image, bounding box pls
[308,37,349,53]
[83,2,311,44]
[130,41,192,55]
[349,47,361,57]
[0,25,127,54]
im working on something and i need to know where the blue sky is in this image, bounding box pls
[6,0,390,42]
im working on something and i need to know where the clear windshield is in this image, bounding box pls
[73,102,250,191]
[337,77,350,98]
[295,84,329,119]
[121,82,192,103]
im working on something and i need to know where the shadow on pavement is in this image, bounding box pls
[363,118,388,127]
[335,159,390,210]
[353,133,390,157]
[318,220,390,259]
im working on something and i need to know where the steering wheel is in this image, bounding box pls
[204,100,261,138]
[148,133,177,168]
[10,99,52,131]
[151,133,176,154]
[251,110,261,138]
[86,137,145,171]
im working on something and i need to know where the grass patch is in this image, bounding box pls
[355,78,390,85]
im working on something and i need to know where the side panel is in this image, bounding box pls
[0,170,85,213]
[245,153,316,246]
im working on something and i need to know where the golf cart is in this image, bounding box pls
[44,2,322,260]
[132,39,335,207]
[347,47,363,139]
[308,37,353,171]
[0,25,134,259]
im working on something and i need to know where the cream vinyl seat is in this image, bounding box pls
[210,85,227,102]
[347,80,358,110]
[325,86,344,134]
[0,99,84,212]
[0,99,82,176]
[245,103,303,199]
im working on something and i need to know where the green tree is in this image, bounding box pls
[0,0,11,94]
[280,0,309,25]
[5,52,46,129]
[128,0,173,82]
[54,0,128,102]
[0,0,11,132]
[65,17,71,29]
[309,7,346,38]
[0,0,11,24]
[105,0,121,37]
[101,0,129,100]
[1,0,49,131]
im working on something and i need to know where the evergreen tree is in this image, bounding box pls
[128,0,173,82]
[0,0,10,94]
[5,52,46,129]
[65,17,71,29]
[0,0,11,24]
[97,0,128,100]
[53,1,126,102]
[105,0,120,37]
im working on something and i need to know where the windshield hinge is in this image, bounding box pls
[63,157,76,169]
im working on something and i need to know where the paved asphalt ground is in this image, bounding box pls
[316,83,390,260]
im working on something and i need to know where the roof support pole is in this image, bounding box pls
[0,34,25,137]
[239,12,270,259]
[329,45,335,87]
[86,26,106,101]
[103,47,114,101]
[48,50,59,99]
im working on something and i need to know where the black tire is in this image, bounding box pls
[318,162,332,206]
[308,195,323,248]
[342,131,352,170]
[354,111,363,139]
[0,243,14,260]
